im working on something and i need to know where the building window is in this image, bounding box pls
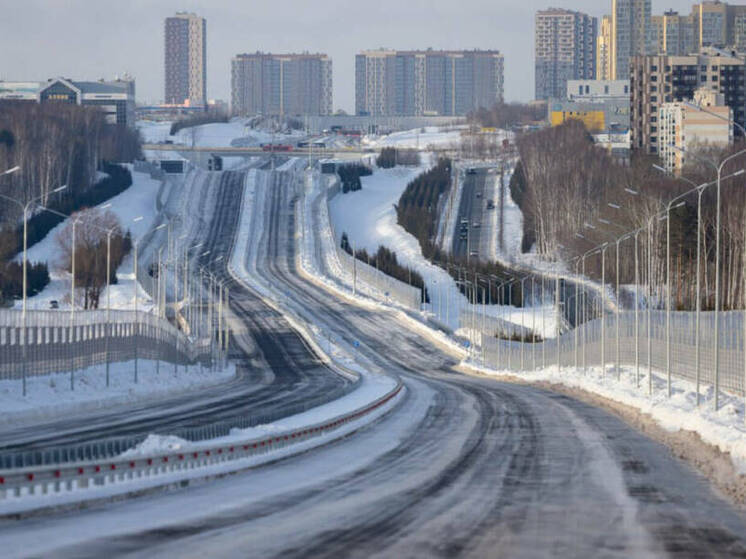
[651,65,658,71]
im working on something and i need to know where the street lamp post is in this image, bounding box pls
[0,175,66,395]
[669,145,746,409]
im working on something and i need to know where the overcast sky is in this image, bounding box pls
[2,0,696,111]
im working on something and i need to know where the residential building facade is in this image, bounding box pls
[567,79,630,101]
[164,12,206,106]
[597,15,613,80]
[535,8,597,100]
[651,11,696,56]
[691,1,746,49]
[630,47,745,154]
[354,49,504,116]
[658,89,733,173]
[231,52,332,116]
[611,0,653,80]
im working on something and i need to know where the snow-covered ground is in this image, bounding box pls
[1,359,235,427]
[326,160,558,337]
[137,118,304,149]
[15,165,162,312]
[362,126,464,150]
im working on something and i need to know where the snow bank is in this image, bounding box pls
[362,126,465,150]
[0,359,235,427]
[472,362,746,474]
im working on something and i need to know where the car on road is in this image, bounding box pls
[472,222,480,228]
[476,192,482,199]
[469,250,478,257]
[467,168,477,175]
[486,200,495,210]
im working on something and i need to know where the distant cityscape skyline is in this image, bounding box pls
[0,0,704,111]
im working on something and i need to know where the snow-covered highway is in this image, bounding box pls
[5,161,746,558]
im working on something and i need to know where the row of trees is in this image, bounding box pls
[470,102,546,130]
[341,233,428,301]
[512,119,746,311]
[0,101,141,226]
[169,112,229,136]
[0,102,140,306]
[376,147,421,168]
[338,163,372,193]
[395,158,452,260]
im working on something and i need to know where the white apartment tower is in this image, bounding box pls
[164,12,206,106]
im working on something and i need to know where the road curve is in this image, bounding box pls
[0,169,351,464]
[4,166,746,558]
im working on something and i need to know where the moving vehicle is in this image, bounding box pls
[486,200,495,210]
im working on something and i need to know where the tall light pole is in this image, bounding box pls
[670,144,746,409]
[0,172,65,395]
[131,216,144,383]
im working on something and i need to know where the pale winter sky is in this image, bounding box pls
[1,0,696,112]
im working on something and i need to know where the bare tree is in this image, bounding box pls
[55,209,130,309]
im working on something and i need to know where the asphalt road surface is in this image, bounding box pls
[6,166,746,558]
[0,168,351,466]
[452,168,490,263]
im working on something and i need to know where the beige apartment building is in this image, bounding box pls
[658,89,733,173]
[630,47,745,154]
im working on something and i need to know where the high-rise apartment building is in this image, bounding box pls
[651,11,696,56]
[691,2,746,50]
[534,8,597,100]
[630,47,746,154]
[231,52,332,116]
[598,16,613,80]
[164,12,206,106]
[354,49,504,117]
[611,0,653,79]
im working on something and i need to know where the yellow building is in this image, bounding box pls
[549,108,606,132]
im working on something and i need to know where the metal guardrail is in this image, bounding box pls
[0,381,403,507]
